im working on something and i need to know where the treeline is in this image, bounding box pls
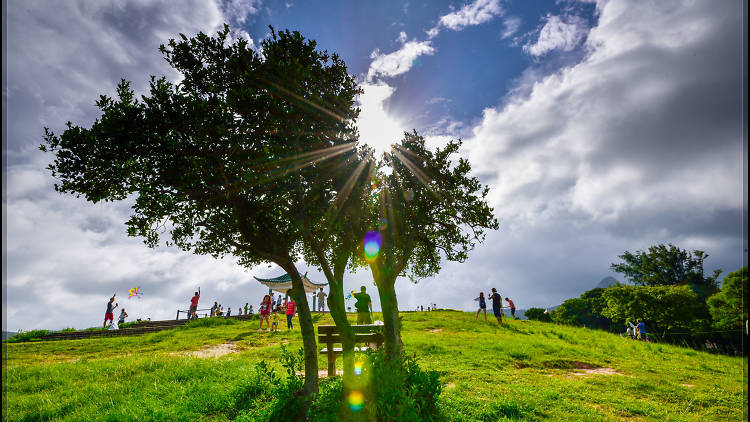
[526,244,747,355]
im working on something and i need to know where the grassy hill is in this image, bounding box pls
[2,311,747,421]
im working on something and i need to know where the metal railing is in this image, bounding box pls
[175,308,213,320]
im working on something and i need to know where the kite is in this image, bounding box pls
[128,286,143,299]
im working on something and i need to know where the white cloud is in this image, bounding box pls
[398,31,408,43]
[501,16,521,39]
[3,0,268,332]
[467,0,743,228]
[438,0,503,31]
[220,0,262,25]
[367,40,435,80]
[523,14,588,56]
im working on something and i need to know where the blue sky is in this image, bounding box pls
[3,0,747,332]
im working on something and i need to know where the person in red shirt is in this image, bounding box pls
[504,297,516,319]
[285,291,296,330]
[189,287,200,320]
[103,294,118,328]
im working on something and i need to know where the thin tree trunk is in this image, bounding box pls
[327,285,355,385]
[375,276,403,359]
[283,263,319,397]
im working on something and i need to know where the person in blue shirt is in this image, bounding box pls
[636,319,647,340]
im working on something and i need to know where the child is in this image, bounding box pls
[271,306,280,332]
[258,295,272,331]
[118,308,128,325]
[226,307,232,318]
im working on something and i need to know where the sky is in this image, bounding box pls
[2,0,747,332]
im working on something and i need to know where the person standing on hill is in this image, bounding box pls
[104,294,118,328]
[353,286,373,324]
[189,287,200,320]
[316,287,328,313]
[258,295,272,331]
[474,292,487,321]
[504,297,516,318]
[210,301,218,317]
[489,288,503,324]
[636,319,647,340]
[118,308,128,325]
[285,292,297,330]
[244,303,249,315]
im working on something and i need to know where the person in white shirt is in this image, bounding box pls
[316,287,328,313]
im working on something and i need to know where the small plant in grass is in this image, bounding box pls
[525,308,552,322]
[233,345,306,421]
[83,326,106,331]
[58,327,77,332]
[5,330,50,343]
[182,317,240,329]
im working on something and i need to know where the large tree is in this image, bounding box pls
[365,131,499,358]
[41,25,362,399]
[610,244,721,300]
[707,267,748,331]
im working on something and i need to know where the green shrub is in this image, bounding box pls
[5,330,50,343]
[525,308,552,322]
[365,351,442,421]
[232,347,442,421]
[233,345,306,422]
[182,317,239,329]
[117,321,143,329]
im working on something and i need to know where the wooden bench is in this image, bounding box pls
[318,324,384,377]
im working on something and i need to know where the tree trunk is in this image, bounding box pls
[375,276,403,359]
[327,278,356,386]
[283,263,319,397]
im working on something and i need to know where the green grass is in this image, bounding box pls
[2,311,747,421]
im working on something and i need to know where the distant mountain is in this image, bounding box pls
[3,331,17,340]
[595,276,620,289]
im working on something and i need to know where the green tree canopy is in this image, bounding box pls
[363,131,499,357]
[707,267,748,330]
[41,25,362,399]
[601,285,702,337]
[550,288,612,330]
[610,244,720,300]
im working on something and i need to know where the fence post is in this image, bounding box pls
[176,310,180,320]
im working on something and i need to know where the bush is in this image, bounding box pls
[182,317,239,329]
[365,351,442,421]
[5,330,50,343]
[232,347,443,421]
[525,308,552,322]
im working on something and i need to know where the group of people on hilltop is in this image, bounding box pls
[624,319,649,341]
[474,288,516,324]
[257,292,297,331]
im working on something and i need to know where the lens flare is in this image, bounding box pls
[354,361,363,375]
[363,231,382,262]
[378,218,388,230]
[348,390,364,411]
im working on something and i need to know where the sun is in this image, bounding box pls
[357,82,405,157]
